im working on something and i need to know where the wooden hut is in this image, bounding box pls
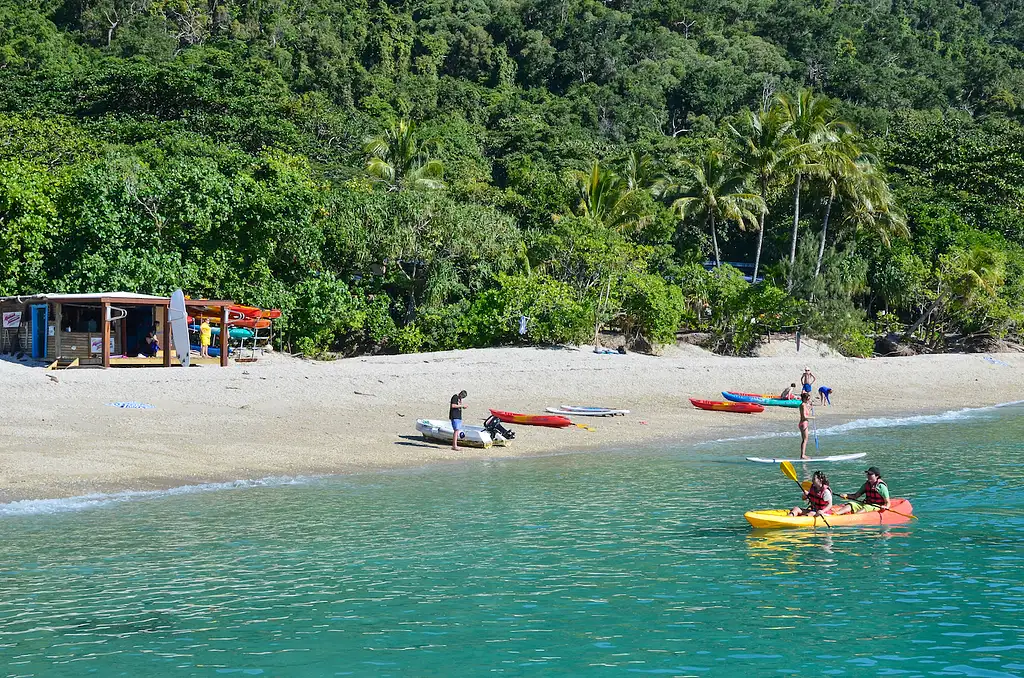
[0,293,234,368]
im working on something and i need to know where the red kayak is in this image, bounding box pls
[489,409,573,428]
[690,398,765,414]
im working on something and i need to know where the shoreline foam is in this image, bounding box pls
[3,395,1021,516]
[1,343,1021,505]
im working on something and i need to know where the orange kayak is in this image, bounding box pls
[690,398,764,414]
[489,409,572,428]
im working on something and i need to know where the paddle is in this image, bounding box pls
[780,461,831,528]
[810,403,819,452]
[574,423,596,432]
[837,494,918,521]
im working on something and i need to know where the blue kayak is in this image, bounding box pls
[722,391,802,408]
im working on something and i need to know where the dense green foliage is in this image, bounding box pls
[3,0,1024,356]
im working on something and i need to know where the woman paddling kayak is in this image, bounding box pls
[788,471,833,517]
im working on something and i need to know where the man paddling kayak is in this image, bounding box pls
[833,466,890,514]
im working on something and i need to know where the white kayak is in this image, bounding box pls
[545,406,630,417]
[416,419,509,448]
[746,452,867,463]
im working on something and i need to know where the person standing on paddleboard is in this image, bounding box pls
[798,391,813,459]
[789,470,833,517]
[833,467,890,514]
[800,367,816,394]
[449,390,467,451]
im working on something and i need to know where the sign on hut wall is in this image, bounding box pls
[3,312,22,328]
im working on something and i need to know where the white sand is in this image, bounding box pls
[1,343,1021,502]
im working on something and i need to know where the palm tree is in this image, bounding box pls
[728,107,797,282]
[571,161,645,230]
[363,120,444,191]
[672,150,766,267]
[621,150,667,196]
[778,89,850,289]
[813,129,864,278]
[902,245,1004,342]
[837,164,907,249]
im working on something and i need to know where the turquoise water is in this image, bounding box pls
[1,406,1023,677]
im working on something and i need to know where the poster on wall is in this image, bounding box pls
[2,312,21,328]
[90,337,102,354]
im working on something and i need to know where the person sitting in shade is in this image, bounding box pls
[142,324,160,357]
[833,467,890,514]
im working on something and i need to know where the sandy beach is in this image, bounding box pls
[1,341,1021,503]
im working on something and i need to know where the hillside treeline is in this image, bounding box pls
[3,0,1024,355]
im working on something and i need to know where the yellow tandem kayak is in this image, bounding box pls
[744,499,914,529]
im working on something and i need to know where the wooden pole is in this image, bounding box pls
[54,303,62,358]
[101,302,111,369]
[220,304,228,367]
[162,305,171,367]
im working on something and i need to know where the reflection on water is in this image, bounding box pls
[0,407,1022,676]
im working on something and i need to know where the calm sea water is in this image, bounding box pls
[1,405,1023,677]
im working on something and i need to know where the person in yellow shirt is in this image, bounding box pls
[199,319,212,357]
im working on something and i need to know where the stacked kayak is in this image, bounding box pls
[723,391,802,408]
[545,405,629,417]
[416,419,510,448]
[489,409,572,428]
[745,499,914,529]
[189,324,254,340]
[690,398,764,414]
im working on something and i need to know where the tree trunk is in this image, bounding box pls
[814,192,834,278]
[709,215,720,267]
[787,172,802,290]
[903,295,944,341]
[752,180,768,283]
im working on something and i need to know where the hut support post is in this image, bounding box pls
[54,303,62,358]
[101,302,111,369]
[162,306,171,367]
[220,305,228,367]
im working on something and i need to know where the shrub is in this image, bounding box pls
[463,273,592,346]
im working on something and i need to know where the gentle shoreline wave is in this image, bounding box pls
[5,399,1022,517]
[702,398,1024,444]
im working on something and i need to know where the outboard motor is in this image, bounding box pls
[483,415,515,441]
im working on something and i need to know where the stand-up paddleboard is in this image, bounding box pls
[545,406,630,416]
[746,452,866,463]
[169,289,190,367]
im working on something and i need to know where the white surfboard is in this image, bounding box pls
[546,407,630,417]
[169,289,190,367]
[746,452,867,463]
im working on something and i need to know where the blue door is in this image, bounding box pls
[31,304,49,359]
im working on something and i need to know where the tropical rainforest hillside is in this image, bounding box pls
[3,0,1024,356]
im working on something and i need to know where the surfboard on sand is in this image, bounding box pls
[169,289,190,367]
[746,452,867,463]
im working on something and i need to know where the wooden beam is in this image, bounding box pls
[220,304,228,367]
[101,302,111,369]
[54,303,62,358]
[162,306,171,367]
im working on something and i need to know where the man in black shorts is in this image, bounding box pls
[450,390,467,450]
